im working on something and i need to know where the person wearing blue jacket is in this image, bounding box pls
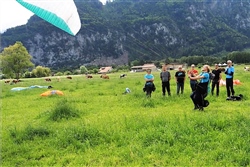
[225,60,235,98]
[189,65,210,111]
[143,69,155,97]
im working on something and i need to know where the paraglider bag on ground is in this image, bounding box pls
[226,94,243,101]
[143,82,156,92]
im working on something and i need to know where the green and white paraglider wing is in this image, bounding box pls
[16,0,81,36]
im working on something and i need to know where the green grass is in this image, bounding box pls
[1,65,250,166]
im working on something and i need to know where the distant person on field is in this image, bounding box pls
[225,60,235,98]
[188,64,199,92]
[211,64,222,96]
[175,66,186,95]
[160,65,171,96]
[143,69,155,97]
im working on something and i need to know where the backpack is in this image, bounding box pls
[226,94,243,101]
[209,73,215,80]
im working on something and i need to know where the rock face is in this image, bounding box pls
[1,0,250,68]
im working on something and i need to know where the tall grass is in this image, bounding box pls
[48,99,80,121]
[1,65,250,166]
[9,125,50,144]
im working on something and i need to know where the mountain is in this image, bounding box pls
[1,0,250,68]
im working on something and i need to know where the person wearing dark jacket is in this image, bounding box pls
[160,65,171,96]
[211,64,222,96]
[225,60,235,98]
[175,66,186,95]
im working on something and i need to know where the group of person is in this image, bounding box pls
[143,60,235,110]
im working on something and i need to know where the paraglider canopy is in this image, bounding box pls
[16,0,81,36]
[40,90,64,96]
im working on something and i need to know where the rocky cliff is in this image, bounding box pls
[1,0,250,68]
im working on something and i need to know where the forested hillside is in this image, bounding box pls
[1,0,250,68]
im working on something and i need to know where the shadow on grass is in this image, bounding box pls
[9,125,50,144]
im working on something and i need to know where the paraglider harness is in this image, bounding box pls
[195,82,209,107]
[143,81,156,96]
[192,72,215,108]
[192,81,210,108]
[226,94,243,101]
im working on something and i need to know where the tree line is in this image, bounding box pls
[1,42,250,79]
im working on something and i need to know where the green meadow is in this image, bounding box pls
[1,65,250,166]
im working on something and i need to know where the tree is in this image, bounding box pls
[64,70,72,75]
[130,60,140,66]
[31,66,51,77]
[0,41,34,79]
[164,57,171,64]
[227,51,250,64]
[80,65,88,74]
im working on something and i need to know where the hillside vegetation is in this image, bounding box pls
[1,64,250,166]
[1,0,250,68]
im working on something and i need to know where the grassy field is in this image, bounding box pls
[1,65,250,166]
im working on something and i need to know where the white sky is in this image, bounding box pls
[0,0,33,33]
[0,0,106,33]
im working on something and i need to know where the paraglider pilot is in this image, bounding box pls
[189,65,210,111]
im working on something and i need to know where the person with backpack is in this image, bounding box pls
[189,65,210,111]
[211,64,222,96]
[160,65,171,96]
[143,69,155,97]
[225,60,235,99]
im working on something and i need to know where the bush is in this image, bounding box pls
[23,71,32,78]
[55,72,63,76]
[0,74,7,79]
[64,71,72,75]
[80,65,88,74]
[73,70,80,75]
[49,99,80,121]
[31,66,51,77]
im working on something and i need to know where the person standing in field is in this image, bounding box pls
[143,69,155,97]
[189,65,210,111]
[175,66,186,95]
[211,64,222,96]
[188,64,199,92]
[225,60,235,98]
[160,65,171,96]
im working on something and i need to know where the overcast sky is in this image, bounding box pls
[0,0,33,33]
[0,0,106,33]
